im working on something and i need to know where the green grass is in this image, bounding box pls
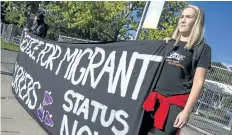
[1,39,20,52]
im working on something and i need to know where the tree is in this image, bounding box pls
[2,1,41,28]
[41,1,145,41]
[41,1,187,41]
[2,2,31,27]
[3,1,188,41]
[139,1,188,40]
[1,1,7,22]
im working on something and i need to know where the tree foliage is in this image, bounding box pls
[3,1,188,41]
[41,1,145,41]
[2,1,31,27]
[42,1,188,41]
[139,1,188,40]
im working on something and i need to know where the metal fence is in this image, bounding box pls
[0,23,100,45]
[1,22,23,45]
[188,65,232,135]
[58,35,100,43]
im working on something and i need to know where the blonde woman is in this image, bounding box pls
[139,5,211,135]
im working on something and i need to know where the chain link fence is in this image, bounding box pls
[188,65,232,135]
[58,35,100,43]
[1,22,23,45]
[0,22,100,45]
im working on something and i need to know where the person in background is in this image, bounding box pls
[139,4,211,135]
[29,12,48,38]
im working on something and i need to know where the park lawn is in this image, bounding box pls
[1,39,19,52]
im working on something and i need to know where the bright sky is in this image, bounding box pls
[189,1,232,66]
[133,1,232,66]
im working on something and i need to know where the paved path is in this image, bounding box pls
[1,50,47,135]
[1,49,204,135]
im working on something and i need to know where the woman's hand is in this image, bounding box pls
[173,111,190,128]
[173,67,207,129]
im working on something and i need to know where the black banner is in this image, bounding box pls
[12,32,166,135]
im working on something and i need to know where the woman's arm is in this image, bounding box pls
[174,67,207,128]
[183,67,207,114]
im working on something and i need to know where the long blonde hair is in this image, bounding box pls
[172,5,205,50]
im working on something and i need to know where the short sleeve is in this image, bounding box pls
[197,44,212,69]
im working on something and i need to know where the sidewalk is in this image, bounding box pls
[0,49,204,135]
[1,50,47,135]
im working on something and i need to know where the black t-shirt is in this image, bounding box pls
[155,41,211,97]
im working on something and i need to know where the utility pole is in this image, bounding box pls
[135,1,150,40]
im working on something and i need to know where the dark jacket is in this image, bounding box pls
[30,13,48,38]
